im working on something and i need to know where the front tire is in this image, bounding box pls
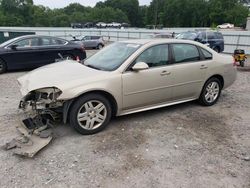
[199,78,222,106]
[69,94,112,135]
[0,59,7,74]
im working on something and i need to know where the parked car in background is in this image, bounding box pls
[0,35,86,73]
[176,31,224,53]
[96,22,107,28]
[72,35,105,49]
[83,22,95,28]
[217,23,234,29]
[146,32,173,39]
[18,39,236,135]
[121,23,130,28]
[71,23,83,29]
[107,22,121,28]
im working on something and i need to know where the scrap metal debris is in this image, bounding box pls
[3,115,55,158]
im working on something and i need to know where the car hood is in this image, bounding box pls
[18,60,108,96]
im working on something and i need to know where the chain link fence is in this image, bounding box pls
[0,27,250,54]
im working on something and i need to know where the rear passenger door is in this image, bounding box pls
[82,36,92,48]
[169,43,212,101]
[39,37,67,65]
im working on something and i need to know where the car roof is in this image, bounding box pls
[120,39,201,45]
[0,35,69,47]
[12,35,68,40]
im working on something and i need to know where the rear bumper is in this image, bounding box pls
[223,67,237,89]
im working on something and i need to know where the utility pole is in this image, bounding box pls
[154,0,158,29]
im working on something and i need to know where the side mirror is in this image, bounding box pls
[9,44,18,50]
[132,62,149,71]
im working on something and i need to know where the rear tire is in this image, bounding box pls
[97,44,103,50]
[240,61,244,67]
[0,59,7,74]
[69,94,112,135]
[199,77,222,106]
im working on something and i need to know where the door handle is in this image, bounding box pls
[200,65,208,69]
[161,70,171,76]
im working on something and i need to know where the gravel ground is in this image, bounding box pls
[0,51,249,188]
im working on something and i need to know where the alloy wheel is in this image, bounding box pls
[77,100,107,130]
[205,81,220,103]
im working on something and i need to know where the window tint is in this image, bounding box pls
[41,38,51,46]
[41,38,66,46]
[172,44,200,63]
[51,38,66,45]
[83,36,91,40]
[200,48,212,60]
[91,36,100,40]
[14,38,39,47]
[135,44,169,68]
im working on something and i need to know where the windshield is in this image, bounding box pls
[84,42,141,71]
[176,32,197,40]
[0,37,19,47]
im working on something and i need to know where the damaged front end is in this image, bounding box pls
[4,87,65,157]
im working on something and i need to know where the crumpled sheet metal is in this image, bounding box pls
[3,120,53,158]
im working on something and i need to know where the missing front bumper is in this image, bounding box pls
[3,114,55,157]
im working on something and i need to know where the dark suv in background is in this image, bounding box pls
[176,31,224,53]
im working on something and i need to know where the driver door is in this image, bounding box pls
[122,44,173,110]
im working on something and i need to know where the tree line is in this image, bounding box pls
[0,0,249,28]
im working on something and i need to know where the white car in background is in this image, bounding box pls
[217,23,234,29]
[107,22,121,28]
[96,22,107,28]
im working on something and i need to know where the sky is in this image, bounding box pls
[33,0,152,9]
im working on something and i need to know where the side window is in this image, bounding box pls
[207,32,215,40]
[91,36,99,40]
[200,48,212,60]
[197,32,206,41]
[215,32,223,40]
[84,36,91,40]
[14,38,39,47]
[51,38,66,45]
[41,38,51,46]
[134,44,169,68]
[172,44,200,63]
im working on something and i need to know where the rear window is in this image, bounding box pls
[172,44,200,63]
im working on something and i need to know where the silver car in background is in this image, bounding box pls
[73,35,105,49]
[18,39,237,135]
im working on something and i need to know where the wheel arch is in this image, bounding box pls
[63,90,118,123]
[199,74,224,97]
[207,74,224,89]
[0,57,7,72]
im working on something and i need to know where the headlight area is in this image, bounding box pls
[19,87,63,110]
